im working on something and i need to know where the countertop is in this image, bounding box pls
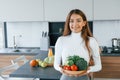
[101,53,120,56]
[10,51,61,79]
[0,48,41,55]
[0,48,120,56]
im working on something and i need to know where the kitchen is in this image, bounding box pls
[0,0,120,80]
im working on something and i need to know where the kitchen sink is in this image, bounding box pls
[8,48,37,53]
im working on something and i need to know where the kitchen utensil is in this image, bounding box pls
[44,32,47,37]
[112,38,118,47]
[40,31,50,51]
[42,31,44,37]
[102,46,108,53]
[118,38,120,48]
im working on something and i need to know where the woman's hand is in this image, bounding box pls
[59,65,72,76]
[73,67,90,77]
[73,71,88,77]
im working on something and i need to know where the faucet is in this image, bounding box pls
[13,36,17,49]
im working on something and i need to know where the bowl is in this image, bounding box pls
[64,70,87,75]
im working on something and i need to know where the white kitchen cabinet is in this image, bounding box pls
[0,0,44,21]
[94,0,120,20]
[44,0,93,21]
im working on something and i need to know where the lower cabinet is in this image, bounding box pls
[94,56,120,78]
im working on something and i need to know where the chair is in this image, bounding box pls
[0,63,19,80]
[11,55,28,66]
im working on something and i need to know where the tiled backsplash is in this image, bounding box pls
[93,20,120,47]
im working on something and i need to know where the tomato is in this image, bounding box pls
[63,65,71,70]
[63,65,67,70]
[70,64,78,71]
[65,66,71,70]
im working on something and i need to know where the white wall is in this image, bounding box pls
[93,20,120,47]
[7,22,48,47]
[0,22,4,48]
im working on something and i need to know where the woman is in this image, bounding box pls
[54,9,102,80]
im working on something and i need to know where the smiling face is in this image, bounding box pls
[69,14,86,33]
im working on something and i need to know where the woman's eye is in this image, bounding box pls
[70,20,73,23]
[69,19,81,23]
[77,20,81,22]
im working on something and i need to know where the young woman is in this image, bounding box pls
[54,9,102,80]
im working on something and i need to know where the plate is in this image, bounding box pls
[64,70,87,75]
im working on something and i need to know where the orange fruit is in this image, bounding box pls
[30,60,38,67]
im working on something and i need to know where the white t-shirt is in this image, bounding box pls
[54,32,102,73]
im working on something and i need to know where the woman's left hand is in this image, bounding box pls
[73,67,90,77]
[73,71,88,77]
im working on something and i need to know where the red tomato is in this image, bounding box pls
[65,66,71,70]
[63,65,67,70]
[63,65,71,70]
[71,64,78,71]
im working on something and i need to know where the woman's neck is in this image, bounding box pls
[71,32,81,36]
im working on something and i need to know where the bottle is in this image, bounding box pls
[48,48,53,57]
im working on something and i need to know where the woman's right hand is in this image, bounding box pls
[59,65,72,76]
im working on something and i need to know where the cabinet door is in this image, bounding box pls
[94,0,120,20]
[0,0,44,21]
[44,0,93,21]
[94,56,120,78]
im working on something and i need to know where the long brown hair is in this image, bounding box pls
[63,9,93,53]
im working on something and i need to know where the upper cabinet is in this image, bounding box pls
[44,0,93,21]
[1,0,120,21]
[0,0,44,21]
[94,0,120,20]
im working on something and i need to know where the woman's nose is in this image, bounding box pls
[73,22,78,26]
